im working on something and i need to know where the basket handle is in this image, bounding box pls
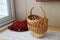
[30,5,46,18]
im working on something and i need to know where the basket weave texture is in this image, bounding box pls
[27,5,48,37]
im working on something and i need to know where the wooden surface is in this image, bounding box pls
[36,0,60,2]
[0,38,7,40]
[48,27,60,32]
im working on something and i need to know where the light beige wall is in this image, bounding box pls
[15,0,41,20]
[15,0,26,20]
[15,0,60,27]
[26,0,41,16]
[41,2,60,27]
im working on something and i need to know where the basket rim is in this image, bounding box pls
[27,14,48,21]
[27,14,42,21]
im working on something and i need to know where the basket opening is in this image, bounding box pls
[28,15,41,20]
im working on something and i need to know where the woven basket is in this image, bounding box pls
[27,5,48,38]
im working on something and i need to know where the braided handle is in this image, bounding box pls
[30,5,46,18]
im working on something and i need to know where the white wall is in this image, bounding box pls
[15,0,60,27]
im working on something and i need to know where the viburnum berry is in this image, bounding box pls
[8,20,28,32]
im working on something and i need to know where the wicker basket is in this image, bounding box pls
[27,5,48,38]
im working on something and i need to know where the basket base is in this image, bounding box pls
[31,31,45,38]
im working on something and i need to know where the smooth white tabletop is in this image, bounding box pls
[0,29,60,40]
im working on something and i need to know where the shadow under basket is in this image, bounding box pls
[27,5,48,38]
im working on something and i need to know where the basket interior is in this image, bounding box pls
[28,15,41,20]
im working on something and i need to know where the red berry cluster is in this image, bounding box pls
[8,20,28,32]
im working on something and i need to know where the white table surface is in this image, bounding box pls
[0,29,60,40]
